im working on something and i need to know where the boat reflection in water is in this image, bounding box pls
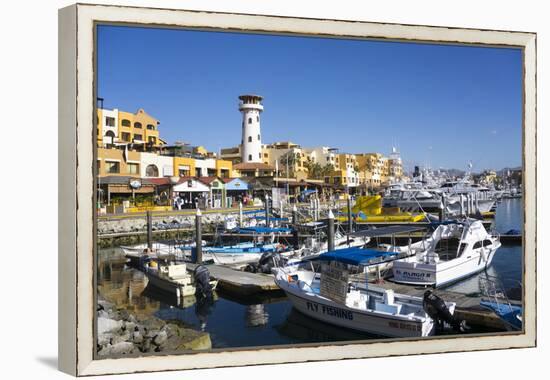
[245,304,269,327]
[277,308,376,343]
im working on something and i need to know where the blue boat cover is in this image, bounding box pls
[253,216,289,221]
[242,209,264,215]
[238,226,293,234]
[317,247,399,266]
[480,300,522,330]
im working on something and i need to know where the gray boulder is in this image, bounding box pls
[97,317,123,335]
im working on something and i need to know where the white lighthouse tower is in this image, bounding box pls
[239,94,264,163]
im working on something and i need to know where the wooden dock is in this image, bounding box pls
[363,280,516,330]
[186,263,281,296]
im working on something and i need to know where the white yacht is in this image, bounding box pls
[392,220,501,287]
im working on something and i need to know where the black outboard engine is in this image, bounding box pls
[423,290,466,333]
[244,252,286,274]
[257,251,284,274]
[193,265,213,298]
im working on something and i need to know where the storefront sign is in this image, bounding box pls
[129,179,142,189]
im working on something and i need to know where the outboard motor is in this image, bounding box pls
[423,290,467,333]
[257,251,284,274]
[244,252,286,274]
[243,263,259,273]
[193,265,213,298]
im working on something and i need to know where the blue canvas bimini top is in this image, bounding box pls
[242,209,264,215]
[317,247,399,266]
[238,226,293,234]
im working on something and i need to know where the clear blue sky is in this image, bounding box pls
[97,25,522,172]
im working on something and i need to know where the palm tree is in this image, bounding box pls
[280,151,301,177]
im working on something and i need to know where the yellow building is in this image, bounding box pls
[356,153,385,188]
[172,156,233,178]
[97,147,141,177]
[173,157,197,177]
[97,108,165,149]
[262,141,309,178]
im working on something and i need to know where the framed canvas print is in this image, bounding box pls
[58,3,537,376]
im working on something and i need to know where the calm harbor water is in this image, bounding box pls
[97,198,523,348]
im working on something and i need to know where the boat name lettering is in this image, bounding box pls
[388,321,421,331]
[397,271,430,279]
[306,302,353,320]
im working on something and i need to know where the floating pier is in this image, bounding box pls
[186,263,281,296]
[357,279,519,330]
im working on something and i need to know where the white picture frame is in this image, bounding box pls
[58,3,536,376]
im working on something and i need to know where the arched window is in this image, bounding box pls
[104,130,116,144]
[145,164,159,177]
[257,134,261,140]
[248,136,252,143]
[248,117,252,124]
[134,122,142,128]
[256,116,259,122]
[146,124,155,130]
[248,154,252,161]
[121,119,131,127]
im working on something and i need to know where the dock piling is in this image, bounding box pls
[328,209,335,252]
[146,210,153,250]
[195,208,202,264]
[292,204,299,249]
[238,202,243,226]
[264,195,270,226]
[347,197,352,245]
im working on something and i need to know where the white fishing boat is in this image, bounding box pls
[392,219,501,287]
[274,249,458,337]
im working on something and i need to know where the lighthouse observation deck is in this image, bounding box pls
[239,94,264,111]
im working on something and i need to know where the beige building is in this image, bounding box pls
[261,141,309,180]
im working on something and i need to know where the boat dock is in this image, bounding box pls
[358,279,518,330]
[186,263,282,296]
[185,261,514,330]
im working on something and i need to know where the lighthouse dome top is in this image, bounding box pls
[238,94,263,111]
[239,94,263,102]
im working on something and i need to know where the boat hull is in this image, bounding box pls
[277,280,433,338]
[145,271,218,298]
[392,248,498,287]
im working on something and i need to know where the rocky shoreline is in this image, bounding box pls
[97,297,211,357]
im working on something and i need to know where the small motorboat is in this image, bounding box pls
[144,261,217,299]
[392,219,501,287]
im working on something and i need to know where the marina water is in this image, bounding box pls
[97,198,523,348]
